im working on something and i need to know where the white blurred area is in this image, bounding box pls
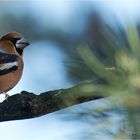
[0,0,140,140]
[0,113,88,140]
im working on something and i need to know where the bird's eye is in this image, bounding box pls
[11,38,21,45]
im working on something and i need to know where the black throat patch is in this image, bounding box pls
[16,48,23,55]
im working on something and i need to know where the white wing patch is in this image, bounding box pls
[0,61,18,70]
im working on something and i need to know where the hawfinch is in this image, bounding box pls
[0,32,29,99]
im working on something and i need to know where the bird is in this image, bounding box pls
[0,32,30,99]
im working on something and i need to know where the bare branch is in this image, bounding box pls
[0,83,104,122]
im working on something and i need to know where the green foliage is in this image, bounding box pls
[75,23,140,139]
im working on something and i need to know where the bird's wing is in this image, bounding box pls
[0,52,18,75]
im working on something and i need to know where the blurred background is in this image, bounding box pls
[0,0,140,140]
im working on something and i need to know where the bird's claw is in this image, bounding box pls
[4,93,10,101]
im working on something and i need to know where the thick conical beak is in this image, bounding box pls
[16,38,30,49]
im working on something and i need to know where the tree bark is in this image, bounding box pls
[0,83,104,122]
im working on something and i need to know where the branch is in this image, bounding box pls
[0,83,105,122]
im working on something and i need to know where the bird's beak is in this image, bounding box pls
[16,38,30,49]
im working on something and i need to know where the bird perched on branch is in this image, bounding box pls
[0,32,30,99]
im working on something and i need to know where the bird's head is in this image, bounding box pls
[1,32,30,55]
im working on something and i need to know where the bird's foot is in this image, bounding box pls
[4,93,10,100]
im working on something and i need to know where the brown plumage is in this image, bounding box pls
[0,32,29,99]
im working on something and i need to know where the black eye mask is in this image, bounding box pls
[11,38,20,45]
[10,38,23,55]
